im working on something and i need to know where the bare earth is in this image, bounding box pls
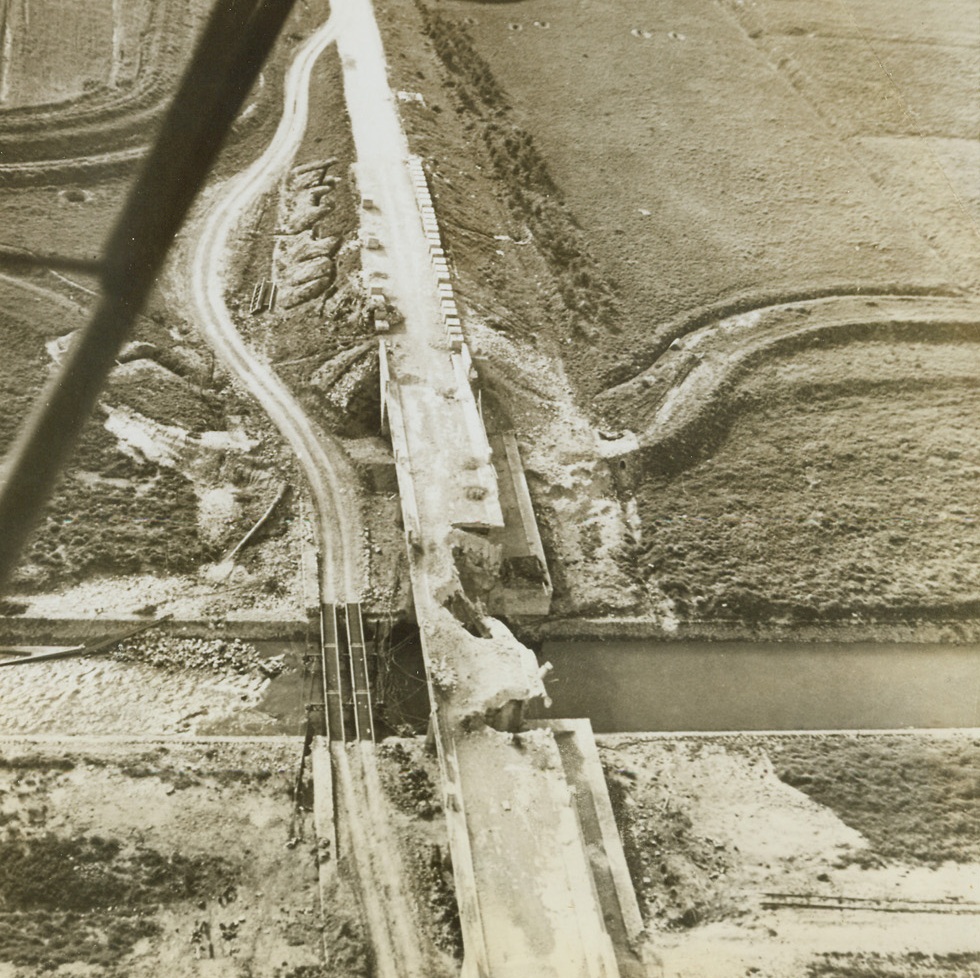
[0,738,325,978]
[601,733,980,978]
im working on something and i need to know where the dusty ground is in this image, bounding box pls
[0,737,335,977]
[0,632,314,737]
[600,732,980,978]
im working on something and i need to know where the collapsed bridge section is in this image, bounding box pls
[330,0,648,969]
[365,136,644,978]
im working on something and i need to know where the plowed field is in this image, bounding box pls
[0,0,153,107]
[439,0,978,392]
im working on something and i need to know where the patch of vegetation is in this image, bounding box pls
[768,735,980,866]
[417,2,617,337]
[0,823,238,970]
[636,344,980,623]
[603,760,732,928]
[70,748,280,789]
[275,967,334,978]
[378,741,441,820]
[20,462,212,588]
[0,909,159,971]
[0,753,75,772]
[409,843,462,959]
[807,951,980,978]
[116,763,202,790]
[319,902,370,978]
[13,411,217,590]
[0,283,68,456]
[108,366,224,433]
[0,833,235,911]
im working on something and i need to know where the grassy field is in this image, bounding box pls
[0,178,127,256]
[22,426,215,589]
[766,734,980,867]
[633,339,980,622]
[401,0,980,626]
[0,0,147,107]
[0,831,225,969]
[721,0,980,291]
[435,0,967,396]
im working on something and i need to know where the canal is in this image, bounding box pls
[534,640,980,732]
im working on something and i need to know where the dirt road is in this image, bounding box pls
[183,13,445,975]
[189,12,361,603]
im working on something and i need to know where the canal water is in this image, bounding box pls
[535,641,980,732]
[250,639,311,735]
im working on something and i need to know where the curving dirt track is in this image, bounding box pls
[187,12,362,603]
[598,292,980,462]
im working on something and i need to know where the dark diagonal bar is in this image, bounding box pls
[0,0,299,591]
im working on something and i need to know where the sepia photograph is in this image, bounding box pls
[0,0,977,975]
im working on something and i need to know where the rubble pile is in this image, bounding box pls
[111,636,284,677]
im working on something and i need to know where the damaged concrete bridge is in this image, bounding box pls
[376,280,646,978]
[330,0,649,973]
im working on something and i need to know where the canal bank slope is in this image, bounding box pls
[370,0,980,638]
[598,731,980,978]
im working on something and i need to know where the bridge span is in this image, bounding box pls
[331,0,649,972]
[320,602,375,743]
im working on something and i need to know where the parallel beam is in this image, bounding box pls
[321,602,374,742]
[321,603,346,742]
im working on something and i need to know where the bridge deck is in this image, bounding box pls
[333,0,631,971]
[321,602,374,743]
[345,603,375,742]
[320,603,346,742]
